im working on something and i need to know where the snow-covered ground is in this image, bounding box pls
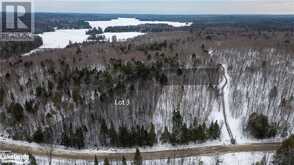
[207,50,253,144]
[0,150,274,165]
[188,152,273,165]
[88,17,192,31]
[36,152,274,165]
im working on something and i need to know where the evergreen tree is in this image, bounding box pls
[171,111,184,143]
[32,127,44,143]
[7,102,24,123]
[180,123,190,144]
[207,121,221,140]
[122,156,127,165]
[100,119,109,146]
[61,131,70,147]
[273,135,294,165]
[28,153,37,165]
[94,155,98,165]
[109,122,118,146]
[139,126,148,146]
[74,127,85,149]
[247,113,277,139]
[130,126,138,146]
[191,126,200,142]
[212,121,221,139]
[119,125,130,147]
[134,148,142,165]
[68,124,74,147]
[147,123,157,146]
[160,126,171,143]
[199,123,207,141]
[104,157,110,165]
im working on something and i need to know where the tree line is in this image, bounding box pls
[99,120,157,147]
[161,111,221,145]
[99,111,221,148]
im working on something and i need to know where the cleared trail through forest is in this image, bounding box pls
[220,65,236,144]
[0,138,281,161]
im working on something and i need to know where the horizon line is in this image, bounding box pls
[34,12,294,16]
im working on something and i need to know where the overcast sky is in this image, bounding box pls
[34,0,294,14]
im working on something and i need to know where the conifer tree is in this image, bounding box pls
[180,123,189,144]
[171,111,184,143]
[134,148,142,165]
[122,156,127,165]
[74,127,85,149]
[28,153,37,165]
[104,157,110,165]
[160,126,171,143]
[119,125,129,147]
[213,121,221,139]
[109,122,118,146]
[147,123,157,146]
[273,135,294,164]
[94,155,98,165]
[100,119,109,146]
[61,131,70,147]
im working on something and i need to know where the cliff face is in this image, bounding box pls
[0,33,293,147]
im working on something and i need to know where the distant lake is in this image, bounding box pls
[39,29,144,48]
[37,18,191,49]
[87,17,192,31]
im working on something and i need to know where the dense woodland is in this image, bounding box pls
[1,16,294,153]
[34,13,294,34]
[1,55,220,148]
[104,24,186,33]
[0,36,43,59]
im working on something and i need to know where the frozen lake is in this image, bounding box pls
[39,29,144,48]
[39,29,88,48]
[88,17,192,31]
[38,17,191,49]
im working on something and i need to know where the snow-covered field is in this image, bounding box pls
[88,17,192,31]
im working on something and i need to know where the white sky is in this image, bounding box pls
[33,0,294,14]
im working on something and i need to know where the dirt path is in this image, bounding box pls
[0,140,281,161]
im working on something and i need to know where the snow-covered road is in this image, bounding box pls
[0,137,282,161]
